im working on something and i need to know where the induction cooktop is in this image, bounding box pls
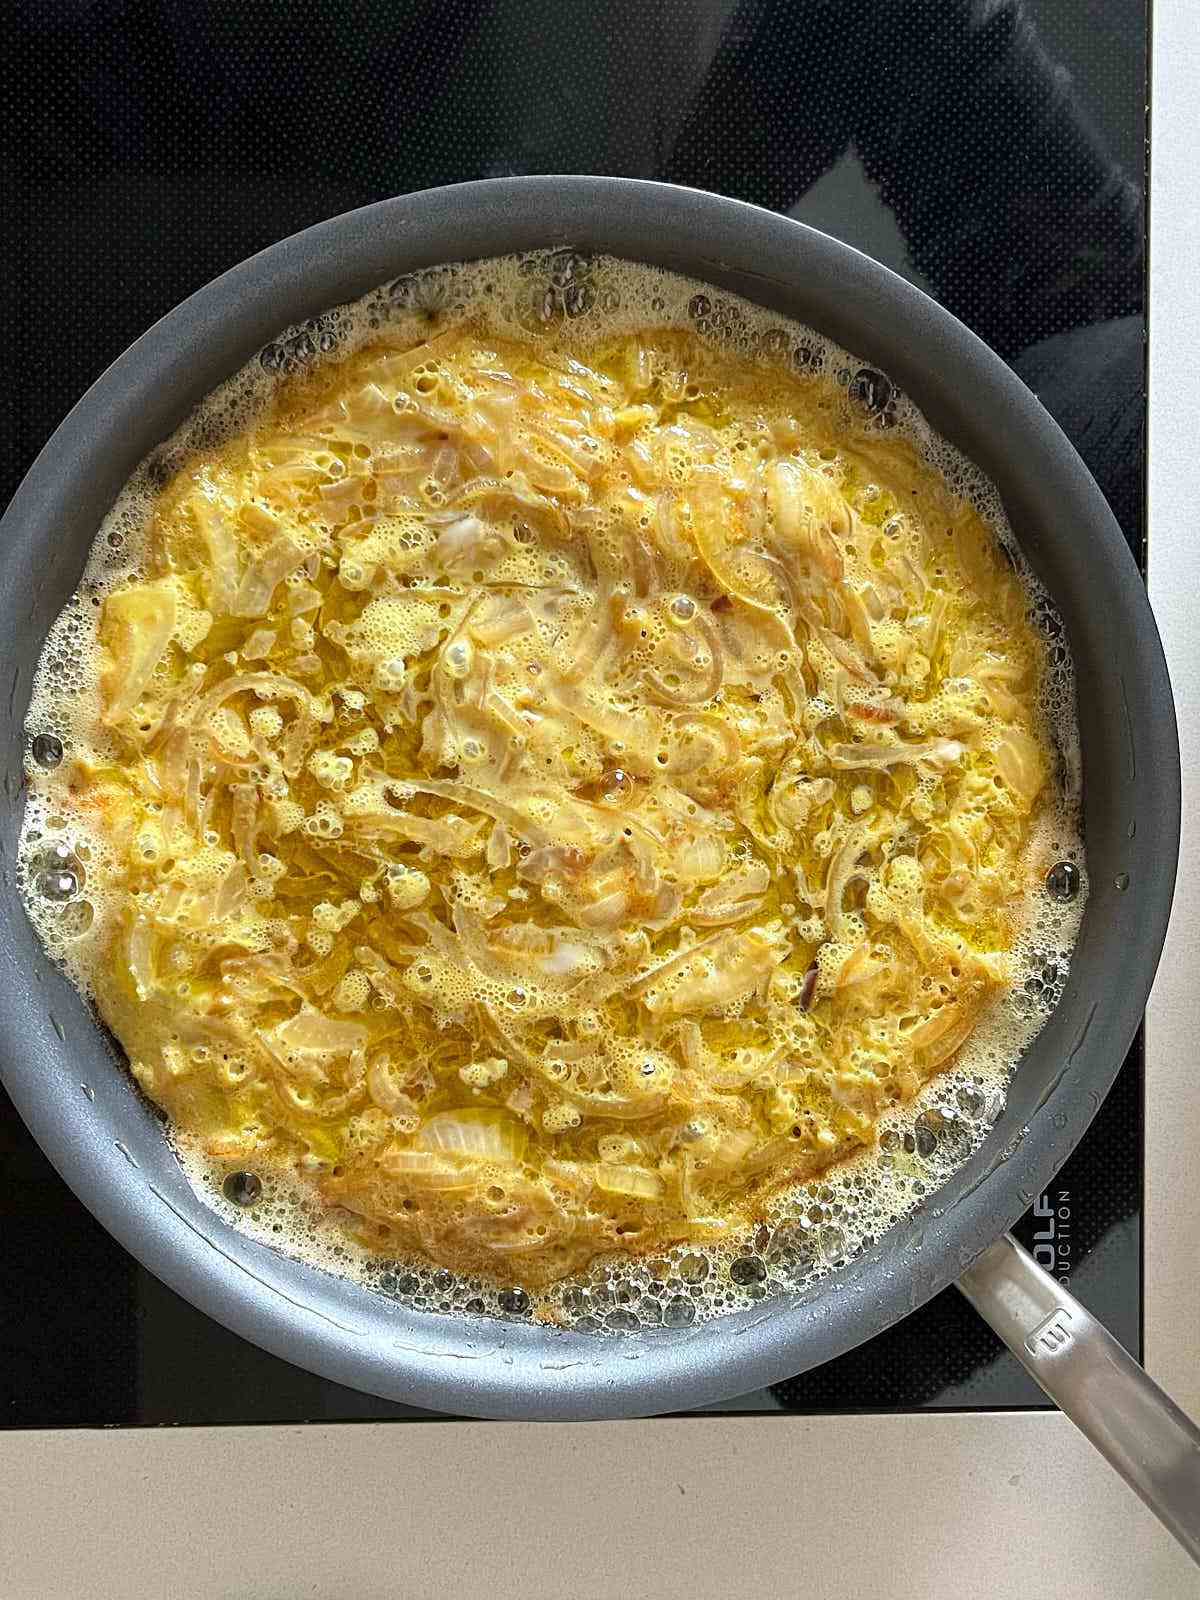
[0,0,1146,1424]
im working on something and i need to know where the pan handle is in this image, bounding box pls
[958,1234,1200,1566]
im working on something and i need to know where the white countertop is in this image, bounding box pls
[3,4,1198,1595]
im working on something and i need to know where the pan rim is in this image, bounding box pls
[0,176,1179,1419]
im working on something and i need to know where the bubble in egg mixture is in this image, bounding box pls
[17,249,1086,1336]
[31,732,64,769]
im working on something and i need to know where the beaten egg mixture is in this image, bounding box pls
[33,313,1060,1286]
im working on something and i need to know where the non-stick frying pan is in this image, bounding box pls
[1,178,1196,1550]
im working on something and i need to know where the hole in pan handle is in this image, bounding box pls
[958,1234,1200,1567]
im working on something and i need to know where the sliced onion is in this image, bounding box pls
[767,773,833,834]
[241,628,277,661]
[124,917,158,1001]
[519,842,588,884]
[627,927,728,998]
[435,514,497,572]
[428,442,460,490]
[525,419,602,480]
[642,612,724,707]
[563,1086,668,1121]
[561,594,615,683]
[640,925,789,1017]
[383,776,552,847]
[767,459,849,579]
[835,942,889,992]
[628,532,662,597]
[641,492,683,566]
[453,471,569,534]
[993,727,1045,810]
[577,887,629,930]
[844,694,903,725]
[380,325,469,375]
[192,500,240,614]
[414,1109,527,1162]
[355,947,409,1008]
[691,861,771,926]
[274,1006,367,1055]
[642,881,684,931]
[486,820,513,870]
[820,628,878,685]
[232,534,309,618]
[281,708,320,779]
[538,937,597,980]
[828,737,964,772]
[377,1150,479,1190]
[101,581,178,724]
[189,672,319,731]
[841,587,875,655]
[691,524,797,650]
[674,832,725,883]
[824,834,872,932]
[471,599,534,647]
[350,808,484,857]
[656,712,741,781]
[912,994,985,1073]
[366,1054,420,1123]
[230,784,259,866]
[212,861,249,922]
[708,1129,757,1169]
[594,1163,664,1200]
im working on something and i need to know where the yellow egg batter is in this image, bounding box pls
[20,273,1075,1291]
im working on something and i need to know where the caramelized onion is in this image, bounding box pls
[642,611,724,707]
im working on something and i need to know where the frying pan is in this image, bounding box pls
[1,178,1196,1548]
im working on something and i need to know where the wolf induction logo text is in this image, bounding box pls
[1033,1190,1072,1286]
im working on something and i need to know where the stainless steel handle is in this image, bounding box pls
[958,1234,1200,1565]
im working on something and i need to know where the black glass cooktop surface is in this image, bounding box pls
[1,0,1145,1424]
